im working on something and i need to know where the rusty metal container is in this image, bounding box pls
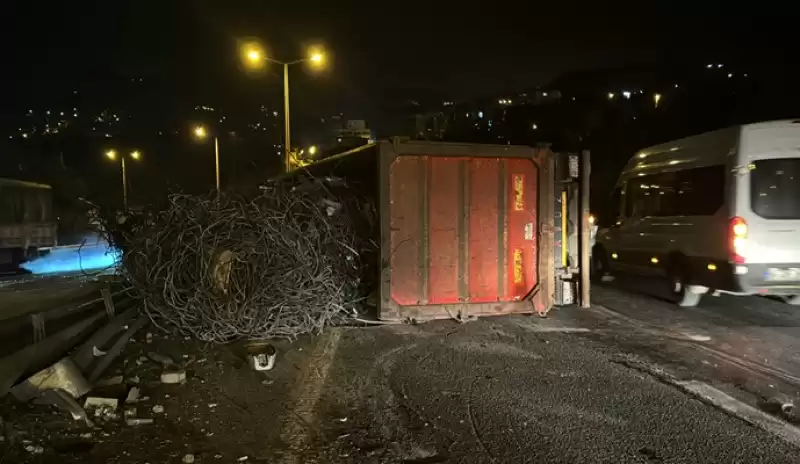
[297,139,554,321]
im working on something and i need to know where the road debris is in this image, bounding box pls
[161,370,186,384]
[25,444,44,454]
[125,418,153,426]
[183,453,196,463]
[11,358,91,400]
[125,386,141,404]
[117,181,372,342]
[92,346,107,357]
[84,397,118,419]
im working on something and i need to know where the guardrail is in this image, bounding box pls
[0,281,142,397]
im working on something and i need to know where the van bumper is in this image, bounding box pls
[727,263,800,296]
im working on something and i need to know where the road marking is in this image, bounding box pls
[279,329,342,464]
[677,380,800,449]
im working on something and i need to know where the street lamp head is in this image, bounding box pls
[194,125,208,140]
[308,48,325,68]
[105,149,117,160]
[308,145,317,156]
[241,42,266,70]
[130,150,141,160]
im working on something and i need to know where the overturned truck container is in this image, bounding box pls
[291,139,556,321]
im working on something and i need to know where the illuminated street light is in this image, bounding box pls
[653,93,662,108]
[239,42,329,173]
[104,149,141,209]
[193,125,220,192]
[308,145,318,156]
[194,125,208,139]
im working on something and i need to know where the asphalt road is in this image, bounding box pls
[304,318,800,463]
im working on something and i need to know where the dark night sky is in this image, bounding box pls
[2,1,794,118]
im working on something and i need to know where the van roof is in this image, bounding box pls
[0,178,52,189]
[616,119,800,186]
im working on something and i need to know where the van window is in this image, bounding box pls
[625,172,676,217]
[625,166,724,217]
[751,158,800,219]
[676,166,725,215]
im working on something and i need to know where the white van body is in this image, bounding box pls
[595,120,800,306]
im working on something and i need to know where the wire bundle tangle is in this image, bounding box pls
[118,179,370,342]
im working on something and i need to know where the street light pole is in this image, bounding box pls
[121,156,128,209]
[240,43,325,174]
[214,136,221,192]
[283,63,292,173]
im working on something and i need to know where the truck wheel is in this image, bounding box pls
[667,259,701,307]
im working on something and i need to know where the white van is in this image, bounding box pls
[594,120,800,307]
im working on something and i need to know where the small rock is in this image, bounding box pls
[80,432,93,439]
[145,332,153,343]
[125,387,141,404]
[183,453,195,463]
[25,444,44,454]
[261,379,274,386]
[126,418,153,426]
[152,405,164,414]
[237,457,249,462]
[161,371,186,384]
[92,346,107,357]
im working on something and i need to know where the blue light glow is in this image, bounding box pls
[22,236,121,275]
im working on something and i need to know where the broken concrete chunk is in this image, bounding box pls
[160,370,186,384]
[84,397,118,410]
[11,358,91,401]
[84,397,118,419]
[125,387,141,404]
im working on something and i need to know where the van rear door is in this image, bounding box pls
[744,157,800,266]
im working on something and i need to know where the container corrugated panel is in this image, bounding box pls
[379,140,553,321]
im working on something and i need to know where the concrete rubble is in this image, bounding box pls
[160,370,186,384]
[11,358,91,401]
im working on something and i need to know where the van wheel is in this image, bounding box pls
[591,246,610,282]
[667,259,701,307]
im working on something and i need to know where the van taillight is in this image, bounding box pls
[730,216,748,264]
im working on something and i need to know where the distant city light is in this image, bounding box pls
[130,150,141,160]
[105,149,117,160]
[607,92,615,100]
[706,64,713,69]
[22,133,28,138]
[653,93,662,107]
[622,91,631,99]
[478,111,484,119]
[531,123,538,130]
[717,64,723,68]
[727,73,733,78]
[542,92,548,97]
[308,145,317,156]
